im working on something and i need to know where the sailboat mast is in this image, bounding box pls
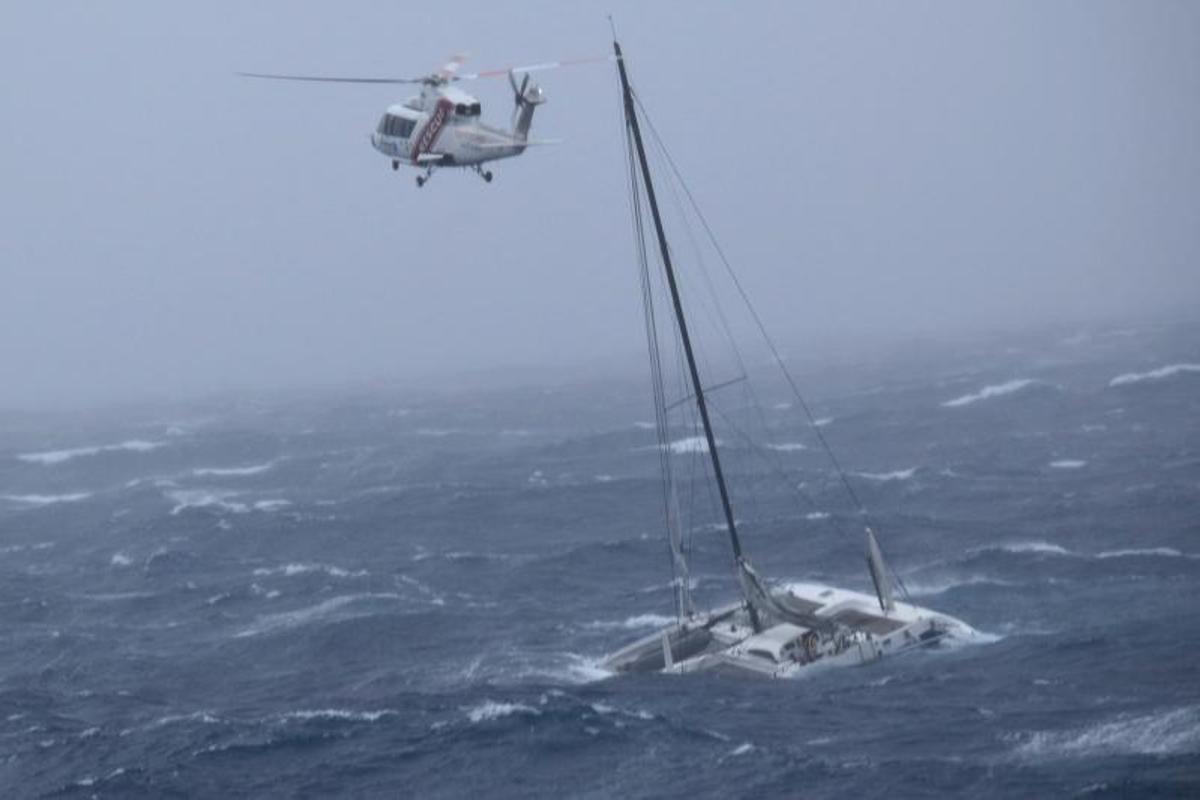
[613,39,761,631]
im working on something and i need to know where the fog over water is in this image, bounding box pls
[1,1,1197,410]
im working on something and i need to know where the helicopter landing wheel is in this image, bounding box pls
[392,160,399,171]
[482,170,493,183]
[416,175,426,188]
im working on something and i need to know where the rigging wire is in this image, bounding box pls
[631,92,914,603]
[618,81,690,619]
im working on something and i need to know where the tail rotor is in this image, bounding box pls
[508,70,545,141]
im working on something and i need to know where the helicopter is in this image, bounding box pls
[239,55,611,187]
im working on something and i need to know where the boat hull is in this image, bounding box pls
[601,582,979,679]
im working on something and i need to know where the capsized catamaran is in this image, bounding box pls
[601,36,980,679]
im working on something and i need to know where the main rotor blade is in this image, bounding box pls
[455,54,618,81]
[436,54,468,82]
[237,71,424,85]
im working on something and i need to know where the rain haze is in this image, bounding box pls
[1,1,1196,410]
[3,4,1200,796]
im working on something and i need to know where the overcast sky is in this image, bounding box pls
[1,1,1196,410]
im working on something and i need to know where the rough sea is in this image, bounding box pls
[2,321,1197,798]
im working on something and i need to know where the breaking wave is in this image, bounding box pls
[905,575,1016,596]
[252,563,368,579]
[583,613,674,631]
[2,492,92,505]
[973,541,1071,556]
[665,436,712,454]
[961,541,1196,561]
[855,467,917,482]
[1096,547,1191,560]
[941,379,1038,408]
[1049,459,1087,469]
[1013,705,1200,760]
[165,489,290,515]
[465,701,540,724]
[1109,363,1200,387]
[18,439,165,465]
[766,443,807,452]
[235,593,402,638]
[192,462,276,477]
[277,708,395,724]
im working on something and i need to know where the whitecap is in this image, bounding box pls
[664,436,712,454]
[191,462,275,477]
[728,742,754,757]
[766,443,807,452]
[976,541,1072,556]
[465,701,540,724]
[941,379,1038,408]
[279,708,394,723]
[253,499,291,512]
[905,575,1015,596]
[583,613,675,631]
[235,593,401,638]
[252,563,367,579]
[1109,363,1200,387]
[110,553,133,568]
[1049,459,1087,469]
[855,467,916,482]
[805,511,830,521]
[812,417,834,427]
[3,492,91,505]
[1096,547,1191,560]
[147,711,222,729]
[18,439,165,465]
[165,489,247,515]
[1013,705,1200,760]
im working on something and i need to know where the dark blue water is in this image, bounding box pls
[2,323,1198,798]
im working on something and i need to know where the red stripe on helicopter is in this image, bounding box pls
[411,98,453,161]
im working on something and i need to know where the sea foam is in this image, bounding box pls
[252,563,367,579]
[191,462,275,477]
[465,701,540,724]
[1013,705,1200,760]
[855,467,917,482]
[18,439,165,465]
[941,379,1038,408]
[584,613,675,631]
[2,492,92,505]
[235,593,401,638]
[1109,363,1200,387]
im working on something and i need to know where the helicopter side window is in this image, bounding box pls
[470,103,481,116]
[381,115,415,138]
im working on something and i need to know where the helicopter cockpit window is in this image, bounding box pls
[454,103,482,117]
[380,115,416,138]
[470,102,481,116]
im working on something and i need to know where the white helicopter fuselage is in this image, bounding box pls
[241,52,590,186]
[370,84,535,171]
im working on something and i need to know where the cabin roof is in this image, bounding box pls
[439,86,478,104]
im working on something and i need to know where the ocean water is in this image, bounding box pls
[1,323,1197,798]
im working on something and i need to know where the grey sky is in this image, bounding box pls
[1,1,1197,410]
